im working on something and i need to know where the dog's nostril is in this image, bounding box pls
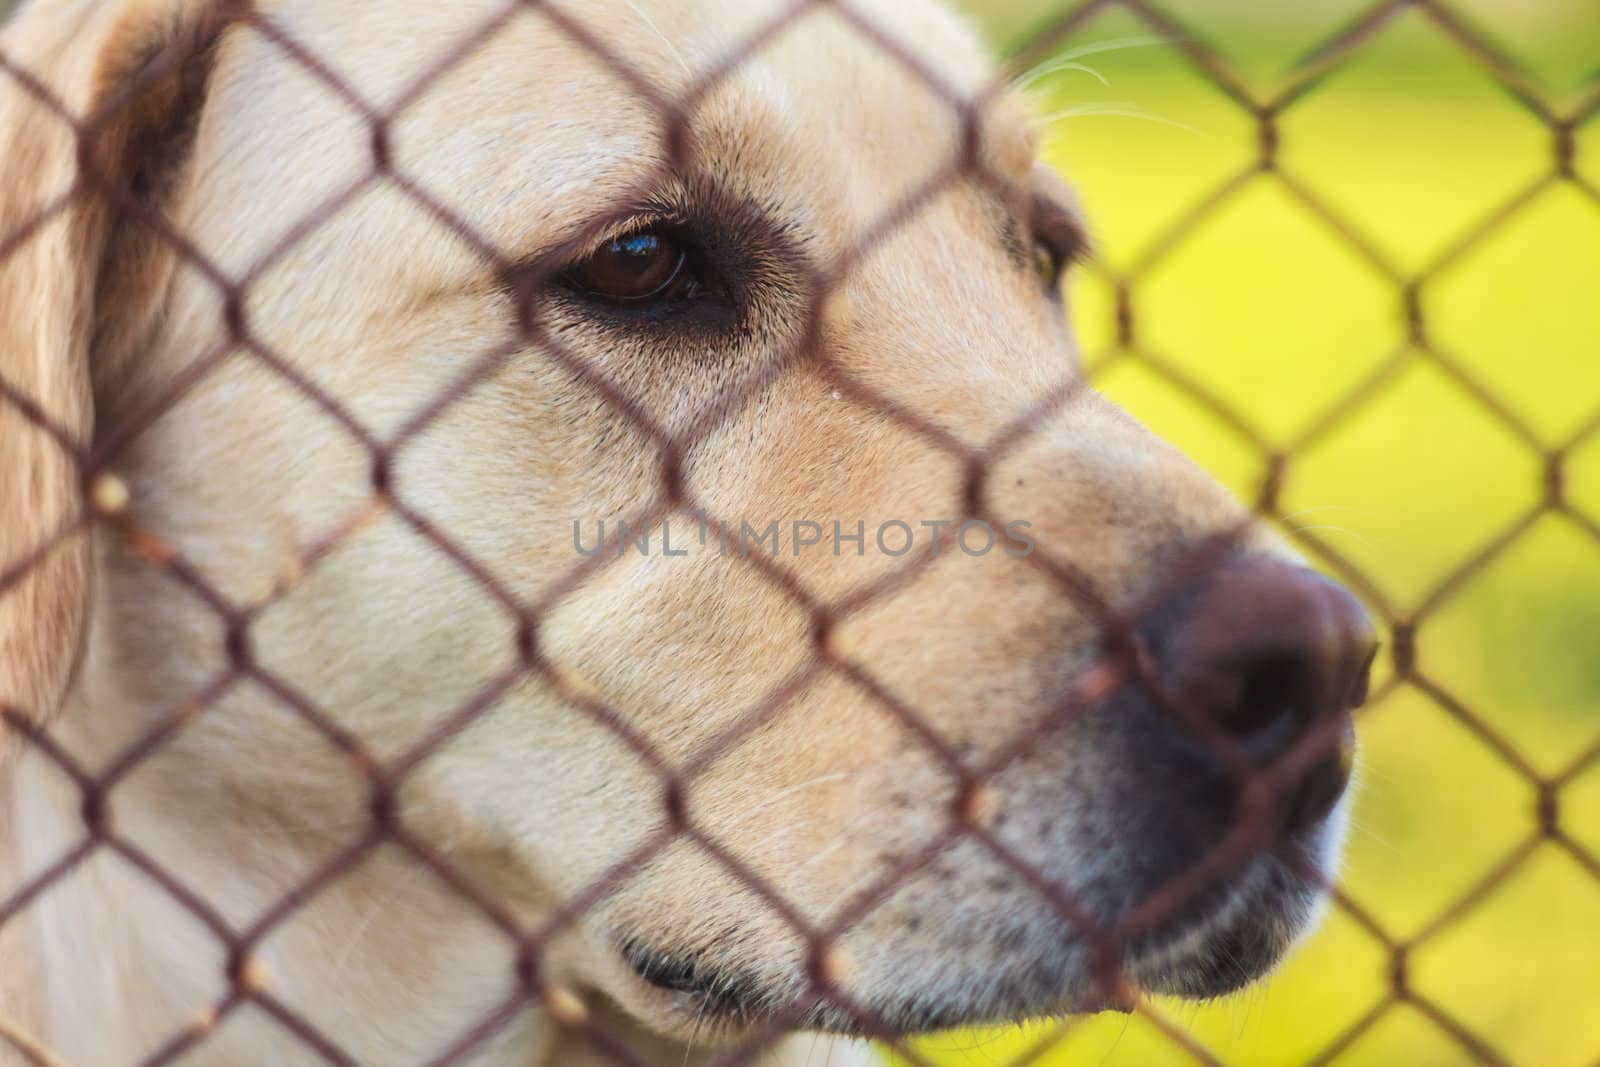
[1227,653,1310,751]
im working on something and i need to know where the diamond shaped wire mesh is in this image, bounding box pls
[0,0,1596,1065]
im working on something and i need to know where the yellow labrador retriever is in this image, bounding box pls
[0,0,1375,1064]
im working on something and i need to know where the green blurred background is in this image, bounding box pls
[899,1,1600,1065]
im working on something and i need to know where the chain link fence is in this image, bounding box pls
[1,0,1596,1065]
[935,2,1600,1064]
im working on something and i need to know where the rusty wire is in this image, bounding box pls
[1,0,1598,1064]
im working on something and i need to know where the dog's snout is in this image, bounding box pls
[1144,558,1377,826]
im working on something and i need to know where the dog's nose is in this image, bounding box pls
[1141,558,1377,828]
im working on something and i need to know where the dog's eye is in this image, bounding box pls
[1028,184,1087,301]
[1034,237,1065,294]
[569,229,692,303]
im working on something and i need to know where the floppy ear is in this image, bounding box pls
[0,0,231,754]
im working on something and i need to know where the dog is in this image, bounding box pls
[0,0,1377,1064]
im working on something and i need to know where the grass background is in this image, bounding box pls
[899,1,1600,1065]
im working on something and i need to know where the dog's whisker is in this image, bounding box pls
[1010,33,1177,89]
[1344,812,1398,855]
[720,771,855,830]
[1277,504,1373,522]
[1015,60,1110,90]
[816,854,911,923]
[1286,523,1379,552]
[330,874,410,980]
[619,0,693,78]
[1035,103,1202,136]
[794,834,855,882]
[682,988,711,1067]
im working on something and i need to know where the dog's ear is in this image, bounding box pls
[0,0,233,754]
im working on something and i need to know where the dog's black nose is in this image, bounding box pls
[1141,558,1377,829]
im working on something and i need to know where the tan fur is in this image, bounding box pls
[1,1,1317,1065]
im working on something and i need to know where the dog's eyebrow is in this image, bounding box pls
[985,194,1033,271]
[970,105,1090,268]
[976,159,1088,272]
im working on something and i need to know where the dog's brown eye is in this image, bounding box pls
[1034,238,1064,294]
[571,230,690,302]
[1028,178,1087,301]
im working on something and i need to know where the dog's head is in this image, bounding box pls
[0,0,1373,1056]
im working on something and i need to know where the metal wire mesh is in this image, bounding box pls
[1,0,1596,1064]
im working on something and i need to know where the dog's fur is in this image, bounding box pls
[0,1,1348,1064]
